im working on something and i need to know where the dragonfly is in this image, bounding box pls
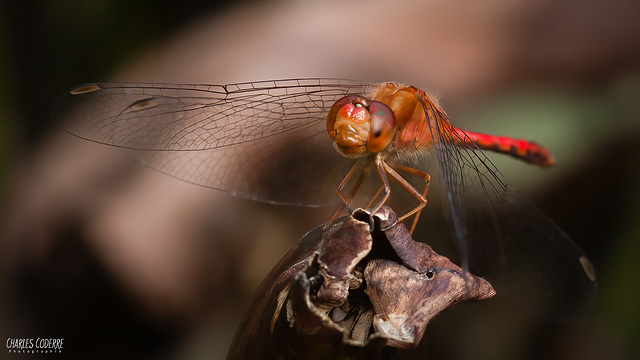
[53,78,597,322]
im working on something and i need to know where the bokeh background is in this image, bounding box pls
[2,0,639,359]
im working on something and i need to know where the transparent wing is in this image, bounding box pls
[53,79,365,206]
[420,98,597,323]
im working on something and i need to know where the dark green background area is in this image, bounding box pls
[2,0,242,146]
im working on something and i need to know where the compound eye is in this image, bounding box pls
[326,95,370,136]
[366,101,396,153]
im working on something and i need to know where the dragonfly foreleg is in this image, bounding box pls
[368,154,392,216]
[330,158,371,224]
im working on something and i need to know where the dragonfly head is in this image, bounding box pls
[327,95,396,157]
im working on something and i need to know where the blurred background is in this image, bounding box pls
[1,0,639,359]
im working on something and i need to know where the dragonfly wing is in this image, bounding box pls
[422,100,597,322]
[53,79,365,206]
[127,124,354,206]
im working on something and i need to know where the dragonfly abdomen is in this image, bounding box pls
[451,128,556,167]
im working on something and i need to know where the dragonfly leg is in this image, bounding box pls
[365,185,385,209]
[388,164,431,234]
[368,154,392,216]
[330,158,371,224]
